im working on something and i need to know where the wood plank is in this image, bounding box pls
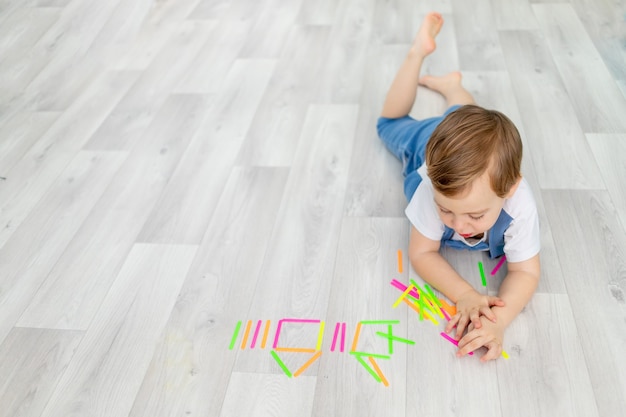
[315,0,375,104]
[497,294,599,417]
[586,134,626,232]
[219,373,316,417]
[451,0,506,71]
[39,244,197,417]
[173,20,250,94]
[127,167,288,417]
[237,0,303,59]
[0,111,58,177]
[532,3,626,133]
[0,70,137,248]
[343,44,411,218]
[23,0,126,111]
[499,30,605,189]
[0,150,126,343]
[570,0,626,81]
[0,328,83,417]
[235,104,358,373]
[493,0,538,30]
[311,218,408,417]
[85,21,213,150]
[17,94,209,330]
[542,189,626,417]
[137,59,275,244]
[235,25,330,166]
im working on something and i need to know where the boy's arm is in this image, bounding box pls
[457,254,540,360]
[409,226,505,338]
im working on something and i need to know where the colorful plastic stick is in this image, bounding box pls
[439,299,457,316]
[397,250,403,274]
[316,321,325,351]
[375,331,415,346]
[275,347,316,353]
[340,322,346,352]
[501,350,510,359]
[229,320,242,350]
[250,320,262,349]
[270,350,292,377]
[390,279,421,299]
[403,297,423,319]
[369,356,389,387]
[261,320,271,349]
[240,320,252,350]
[491,256,506,275]
[330,322,340,352]
[424,284,443,307]
[351,322,362,352]
[351,353,381,382]
[293,351,322,377]
[479,261,487,286]
[440,332,474,355]
[392,284,414,308]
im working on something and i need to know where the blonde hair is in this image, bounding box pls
[425,105,522,198]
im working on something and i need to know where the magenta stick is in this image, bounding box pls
[340,322,346,352]
[330,322,340,352]
[250,320,262,349]
[390,280,420,299]
[440,332,474,355]
[440,306,451,321]
[491,256,506,276]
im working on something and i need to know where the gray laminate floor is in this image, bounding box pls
[0,0,625,416]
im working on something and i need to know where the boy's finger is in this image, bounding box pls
[445,314,460,333]
[470,311,482,328]
[488,296,505,306]
[480,307,497,322]
[480,343,502,362]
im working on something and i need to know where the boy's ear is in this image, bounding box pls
[505,176,523,198]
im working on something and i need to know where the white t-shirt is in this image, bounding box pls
[405,165,541,263]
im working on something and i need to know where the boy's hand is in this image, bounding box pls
[445,289,505,339]
[457,317,505,362]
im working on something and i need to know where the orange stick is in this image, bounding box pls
[293,351,322,377]
[240,320,252,350]
[368,357,389,387]
[397,250,403,274]
[351,322,363,352]
[274,347,316,353]
[261,320,271,349]
[439,299,457,316]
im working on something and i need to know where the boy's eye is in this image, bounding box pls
[469,214,484,221]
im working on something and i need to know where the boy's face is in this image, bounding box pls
[432,171,518,238]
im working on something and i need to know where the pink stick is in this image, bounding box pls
[250,320,262,349]
[440,306,451,321]
[390,280,420,299]
[490,256,506,276]
[272,320,284,349]
[330,322,340,352]
[440,332,474,355]
[340,322,346,352]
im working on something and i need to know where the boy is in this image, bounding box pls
[378,13,541,362]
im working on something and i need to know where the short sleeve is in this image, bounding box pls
[503,180,541,263]
[405,167,445,241]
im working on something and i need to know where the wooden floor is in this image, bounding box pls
[1,0,625,416]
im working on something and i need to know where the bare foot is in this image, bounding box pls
[419,72,476,106]
[411,12,444,57]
